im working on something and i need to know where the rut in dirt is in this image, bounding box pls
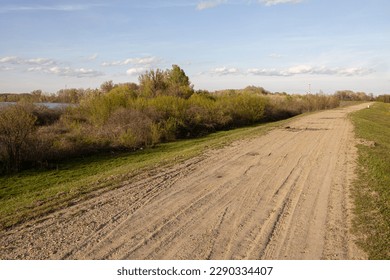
[0,104,369,260]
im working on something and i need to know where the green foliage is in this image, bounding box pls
[351,103,390,259]
[0,105,37,172]
[139,69,168,98]
[219,94,267,126]
[166,65,194,98]
[138,65,193,98]
[335,90,373,101]
[80,85,134,125]
[376,94,390,103]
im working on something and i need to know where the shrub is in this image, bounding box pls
[0,105,37,172]
[104,108,156,148]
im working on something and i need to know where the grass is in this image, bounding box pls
[350,102,390,259]
[0,117,295,230]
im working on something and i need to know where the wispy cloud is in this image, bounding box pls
[28,66,103,78]
[1,56,102,78]
[195,0,303,10]
[197,0,227,11]
[102,56,160,67]
[0,56,19,64]
[269,53,283,59]
[211,67,241,75]
[260,0,304,6]
[0,56,56,66]
[126,68,147,76]
[0,4,92,13]
[87,53,99,61]
[248,65,375,76]
[201,64,375,77]
[0,66,14,71]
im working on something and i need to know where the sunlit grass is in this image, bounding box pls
[350,102,390,259]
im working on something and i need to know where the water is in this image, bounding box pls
[0,102,72,109]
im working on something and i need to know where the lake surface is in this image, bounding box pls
[0,102,72,109]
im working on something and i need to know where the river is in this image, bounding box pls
[0,102,73,109]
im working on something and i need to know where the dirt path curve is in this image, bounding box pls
[0,103,369,260]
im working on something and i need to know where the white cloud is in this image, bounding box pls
[197,0,227,11]
[0,66,14,71]
[0,5,92,13]
[25,58,56,66]
[0,56,20,64]
[260,0,303,6]
[212,67,241,75]
[337,67,375,76]
[27,66,103,78]
[49,67,103,78]
[287,64,312,75]
[247,68,282,76]
[248,65,375,76]
[269,53,283,58]
[102,56,160,67]
[126,68,147,76]
[87,53,98,61]
[0,56,56,66]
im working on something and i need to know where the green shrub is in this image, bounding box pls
[0,105,37,172]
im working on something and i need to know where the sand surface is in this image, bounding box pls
[0,103,369,259]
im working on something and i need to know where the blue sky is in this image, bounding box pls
[0,0,389,94]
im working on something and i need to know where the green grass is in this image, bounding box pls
[0,117,294,230]
[350,102,390,259]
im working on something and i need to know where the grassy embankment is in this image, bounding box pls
[350,102,390,259]
[0,116,295,230]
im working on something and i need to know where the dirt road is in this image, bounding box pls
[0,104,369,260]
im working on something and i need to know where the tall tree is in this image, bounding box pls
[138,69,167,98]
[166,65,194,99]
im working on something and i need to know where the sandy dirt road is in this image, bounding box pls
[0,103,369,260]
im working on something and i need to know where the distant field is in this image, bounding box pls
[350,102,390,259]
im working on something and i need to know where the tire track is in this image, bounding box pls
[0,104,369,260]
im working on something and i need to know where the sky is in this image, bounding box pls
[0,0,389,94]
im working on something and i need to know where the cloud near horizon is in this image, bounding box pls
[0,56,56,66]
[211,67,240,75]
[0,4,92,13]
[196,0,303,10]
[260,0,303,6]
[102,56,160,67]
[0,56,103,78]
[208,64,375,77]
[126,67,147,76]
[27,66,103,78]
[248,65,375,77]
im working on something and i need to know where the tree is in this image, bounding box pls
[166,65,194,98]
[138,69,167,98]
[100,80,115,94]
[0,105,37,172]
[138,65,193,98]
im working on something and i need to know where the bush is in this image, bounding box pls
[0,105,37,172]
[104,108,156,149]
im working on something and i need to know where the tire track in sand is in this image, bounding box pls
[0,104,369,259]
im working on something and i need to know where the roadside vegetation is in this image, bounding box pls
[0,65,347,174]
[0,116,290,229]
[350,102,390,259]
